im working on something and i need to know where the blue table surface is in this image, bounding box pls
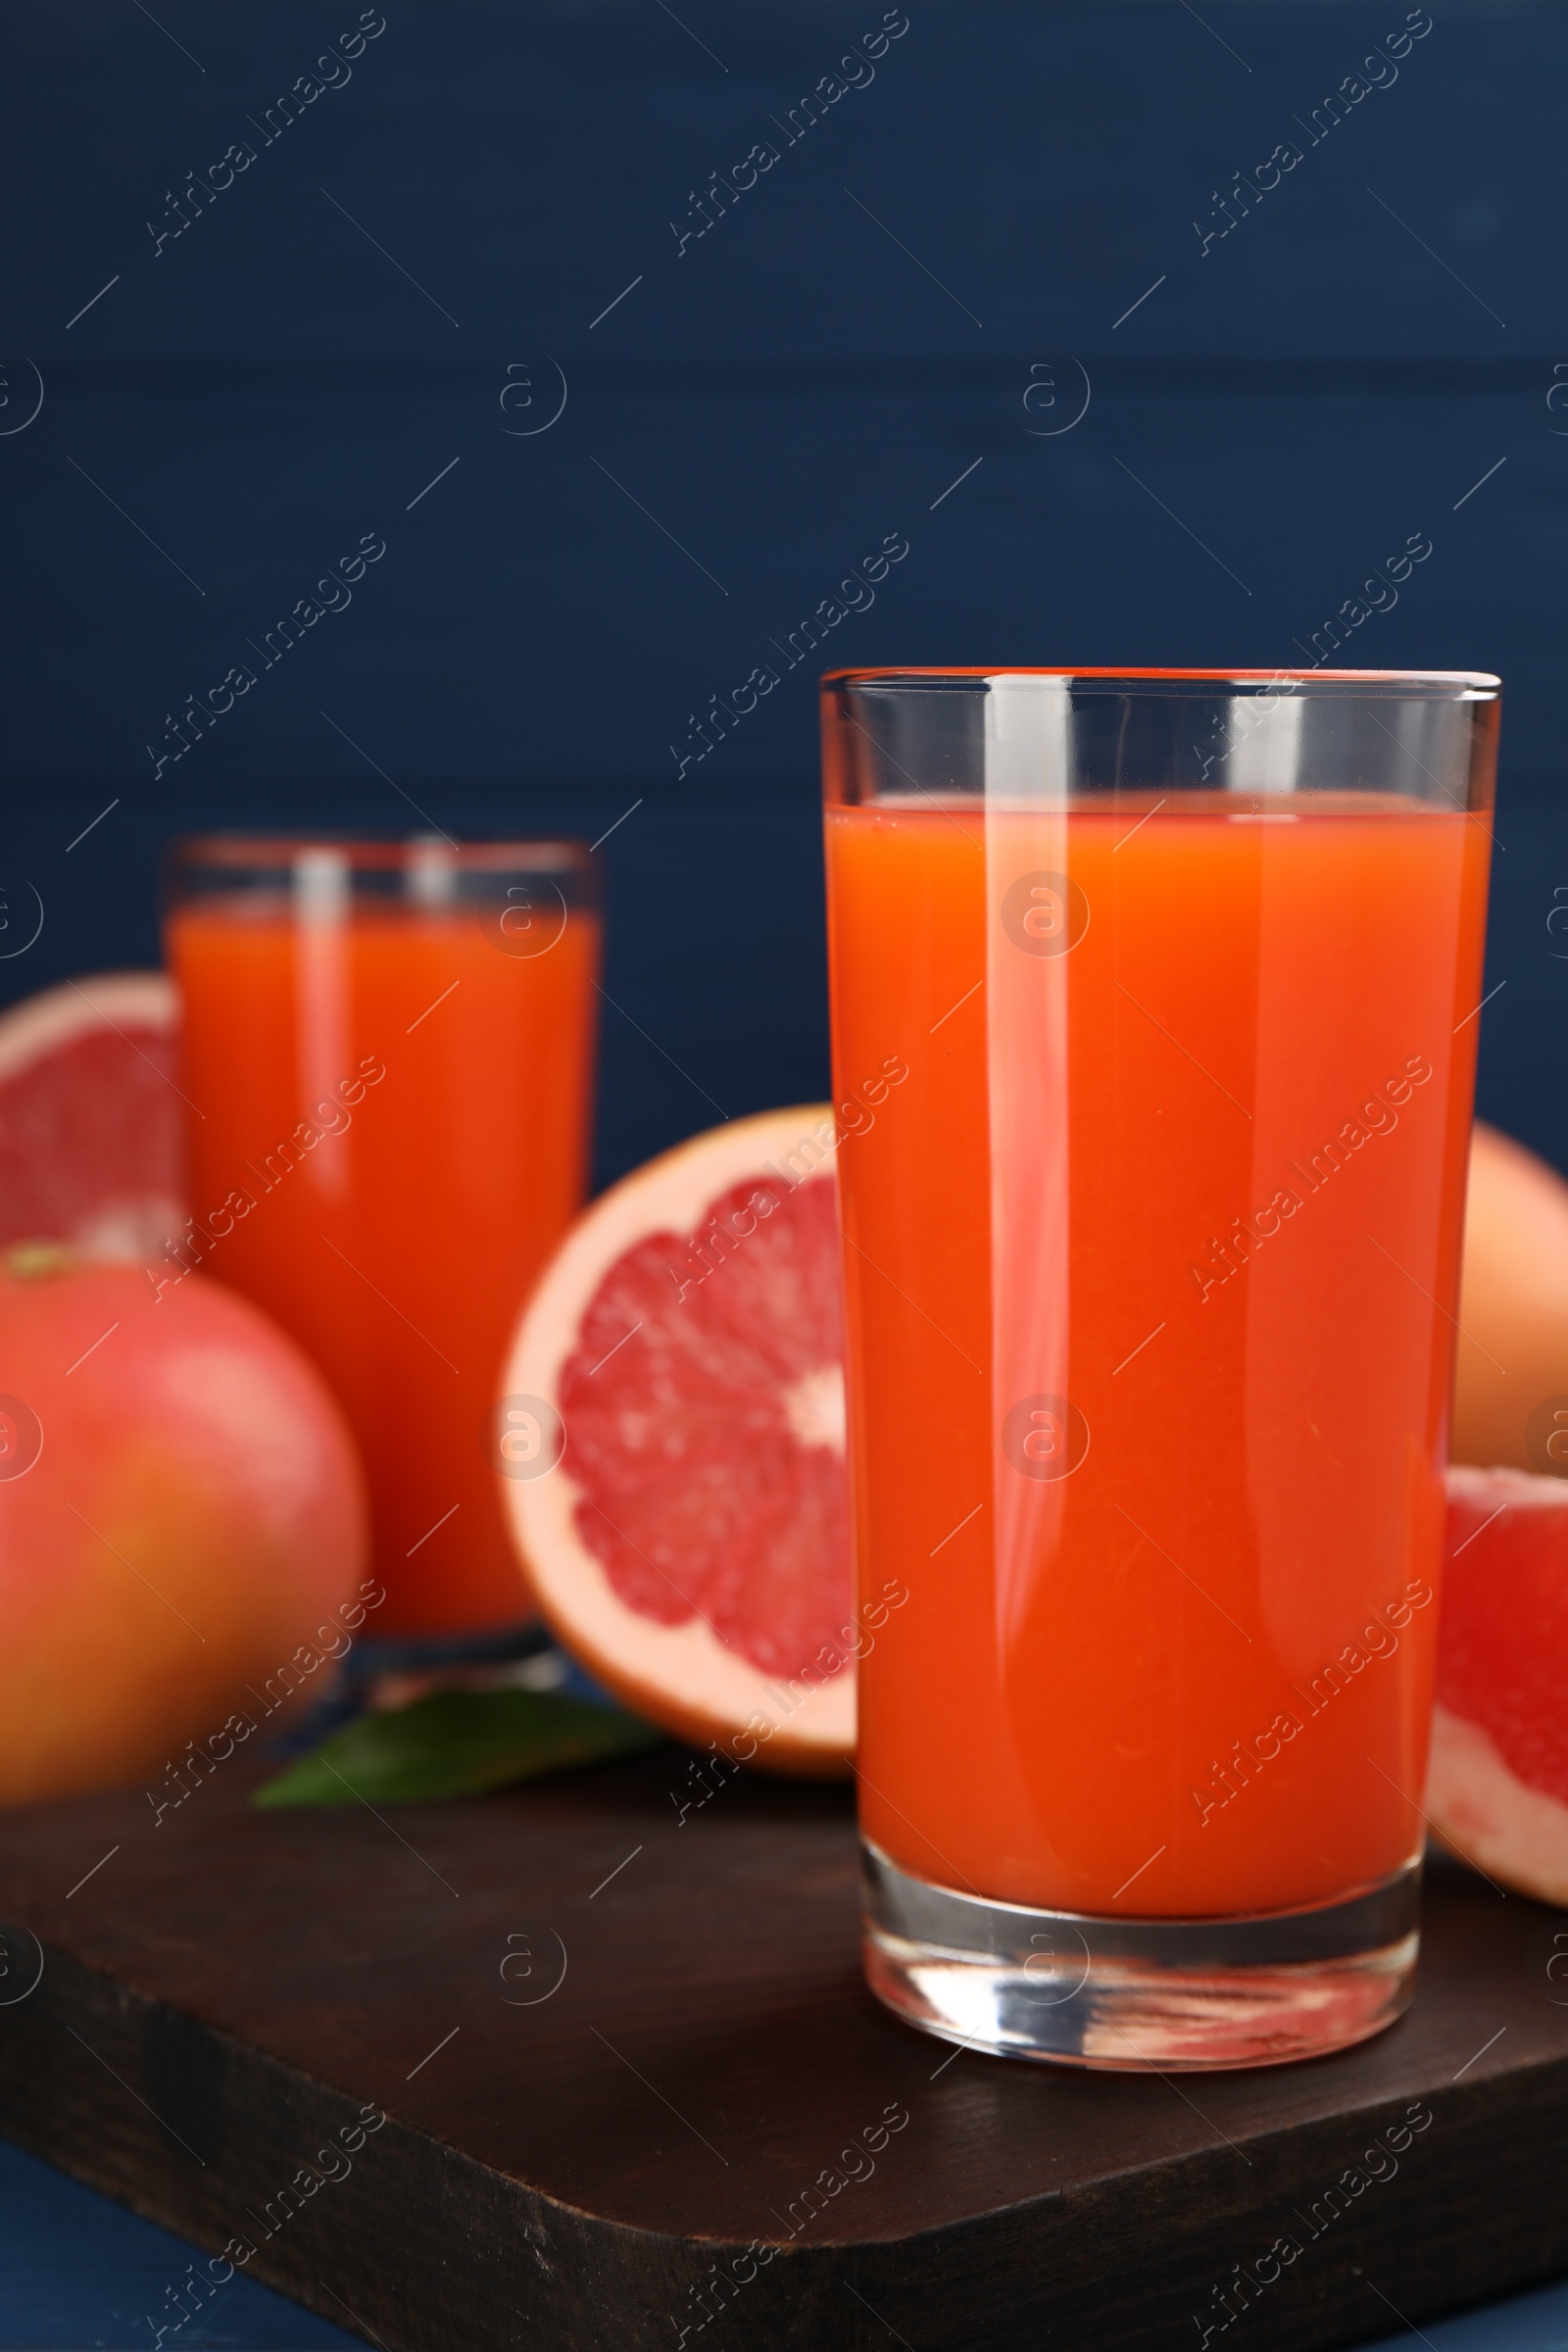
[1,2135,1565,2352]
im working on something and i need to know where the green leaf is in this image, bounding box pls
[252,1687,663,1810]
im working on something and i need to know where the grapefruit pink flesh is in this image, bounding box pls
[559,1171,850,1679]
[501,1108,856,1773]
[1428,1465,1568,1902]
[0,974,182,1257]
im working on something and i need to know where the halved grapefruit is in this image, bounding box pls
[1428,1465,1568,1904]
[0,973,183,1258]
[498,1107,855,1774]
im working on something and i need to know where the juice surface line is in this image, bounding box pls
[824,800,1490,1918]
[169,901,599,1634]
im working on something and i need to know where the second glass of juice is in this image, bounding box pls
[166,837,599,1636]
[823,667,1499,2069]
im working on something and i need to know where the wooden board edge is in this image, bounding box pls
[2,1927,1568,2349]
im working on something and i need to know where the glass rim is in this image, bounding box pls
[167,833,591,871]
[823,665,1501,699]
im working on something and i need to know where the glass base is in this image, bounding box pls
[862,1842,1421,2071]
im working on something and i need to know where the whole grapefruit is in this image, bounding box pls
[1453,1122,1568,1475]
[0,1252,370,1805]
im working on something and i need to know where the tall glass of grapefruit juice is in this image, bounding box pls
[165,838,599,1636]
[822,669,1500,2069]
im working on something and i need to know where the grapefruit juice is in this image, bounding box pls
[823,669,1500,2067]
[167,841,599,1636]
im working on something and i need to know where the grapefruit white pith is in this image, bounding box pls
[498,1107,855,1774]
[1427,1465,1568,1903]
[0,972,183,1258]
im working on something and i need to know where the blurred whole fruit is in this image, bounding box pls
[0,1251,370,1805]
[1453,1122,1568,1475]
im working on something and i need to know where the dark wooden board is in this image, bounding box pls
[0,1756,1565,2352]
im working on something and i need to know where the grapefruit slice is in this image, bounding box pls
[0,973,183,1259]
[1427,1465,1568,1903]
[498,1106,855,1774]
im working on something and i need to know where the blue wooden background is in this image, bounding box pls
[2,2,1567,2337]
[2,0,1565,1192]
